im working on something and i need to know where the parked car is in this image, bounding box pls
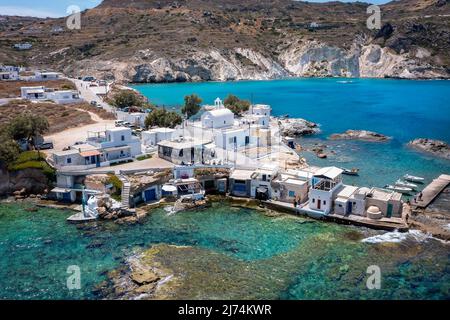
[74,141,84,146]
[37,141,54,150]
[90,100,97,106]
[115,120,125,127]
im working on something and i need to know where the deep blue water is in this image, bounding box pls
[132,78,450,188]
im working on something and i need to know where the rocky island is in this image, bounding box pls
[329,130,390,142]
[408,138,450,160]
[277,118,320,137]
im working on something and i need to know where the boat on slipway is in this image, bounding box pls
[404,174,425,183]
[395,179,418,189]
[385,185,413,194]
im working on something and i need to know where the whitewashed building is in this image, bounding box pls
[158,137,215,165]
[142,128,176,147]
[0,66,19,81]
[116,111,146,128]
[87,127,142,159]
[34,71,60,81]
[46,90,81,104]
[21,86,46,100]
[333,185,359,215]
[307,166,344,214]
[201,108,234,129]
[250,167,278,200]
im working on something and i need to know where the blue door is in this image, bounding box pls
[346,201,352,214]
[62,192,71,202]
[144,188,156,202]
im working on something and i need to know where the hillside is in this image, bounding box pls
[0,0,449,82]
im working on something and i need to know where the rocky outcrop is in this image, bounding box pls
[408,138,450,160]
[279,40,360,77]
[0,167,51,197]
[277,118,320,137]
[329,130,390,142]
[131,48,289,83]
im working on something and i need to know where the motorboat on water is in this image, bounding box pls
[395,179,418,189]
[385,185,413,194]
[342,168,359,176]
[403,174,425,183]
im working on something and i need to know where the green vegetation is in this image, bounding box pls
[107,174,122,201]
[136,154,152,161]
[144,107,182,129]
[8,150,55,181]
[14,150,46,163]
[181,94,202,118]
[0,137,20,165]
[111,89,145,109]
[6,113,49,149]
[224,94,251,116]
[0,113,50,166]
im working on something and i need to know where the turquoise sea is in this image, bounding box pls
[0,202,449,299]
[132,78,450,189]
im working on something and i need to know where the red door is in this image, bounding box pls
[317,199,321,210]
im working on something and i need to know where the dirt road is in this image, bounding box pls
[44,111,115,152]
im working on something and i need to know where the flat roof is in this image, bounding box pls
[158,138,206,149]
[336,185,358,199]
[107,127,131,132]
[70,144,97,152]
[26,89,45,94]
[230,169,254,180]
[314,166,343,180]
[53,149,79,156]
[369,187,401,201]
[284,178,307,186]
[147,128,175,133]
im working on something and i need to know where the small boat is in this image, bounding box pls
[403,174,425,183]
[385,185,413,194]
[342,168,359,176]
[395,179,418,189]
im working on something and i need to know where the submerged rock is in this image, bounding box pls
[329,130,390,142]
[278,118,320,137]
[408,138,450,160]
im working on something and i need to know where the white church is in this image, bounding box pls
[201,98,235,129]
[198,98,272,152]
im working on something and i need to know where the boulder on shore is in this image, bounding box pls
[408,138,450,160]
[278,118,320,136]
[329,130,390,142]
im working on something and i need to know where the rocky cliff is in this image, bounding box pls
[0,167,51,196]
[1,0,449,82]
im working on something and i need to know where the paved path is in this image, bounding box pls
[71,78,115,112]
[58,157,174,176]
[413,174,450,209]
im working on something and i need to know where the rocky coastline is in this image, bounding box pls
[408,138,450,160]
[277,117,320,137]
[329,130,390,142]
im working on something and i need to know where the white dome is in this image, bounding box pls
[367,205,381,214]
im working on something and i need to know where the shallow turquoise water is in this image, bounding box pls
[0,203,449,299]
[132,78,450,188]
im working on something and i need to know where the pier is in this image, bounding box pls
[413,174,450,209]
[263,200,408,231]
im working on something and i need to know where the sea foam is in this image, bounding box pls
[361,230,432,244]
